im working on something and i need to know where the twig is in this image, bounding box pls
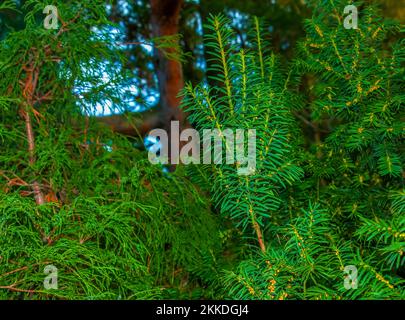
[253,221,266,253]
[0,266,28,279]
[294,111,316,129]
[20,53,45,205]
[0,284,37,293]
[55,9,83,37]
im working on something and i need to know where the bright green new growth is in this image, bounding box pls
[182,15,304,251]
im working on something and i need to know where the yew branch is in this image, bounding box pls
[253,221,266,253]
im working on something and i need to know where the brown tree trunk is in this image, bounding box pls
[150,0,190,168]
[150,0,187,132]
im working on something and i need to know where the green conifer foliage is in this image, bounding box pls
[181,15,304,253]
[183,1,404,299]
[0,0,221,299]
[0,0,403,300]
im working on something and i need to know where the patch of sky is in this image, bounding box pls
[73,23,158,117]
[228,9,250,47]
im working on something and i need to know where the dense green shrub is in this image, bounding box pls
[182,0,404,299]
[0,0,222,299]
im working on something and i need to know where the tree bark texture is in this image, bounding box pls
[150,0,187,132]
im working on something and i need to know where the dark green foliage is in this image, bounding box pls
[223,203,404,299]
[182,0,404,299]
